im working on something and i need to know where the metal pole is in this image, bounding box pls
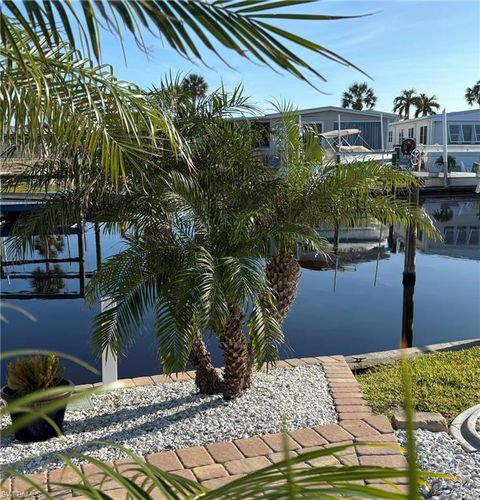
[77,222,85,297]
[373,225,383,286]
[443,109,448,187]
[337,113,342,164]
[380,113,385,164]
[401,187,419,348]
[101,297,118,384]
[94,221,102,271]
[333,222,340,292]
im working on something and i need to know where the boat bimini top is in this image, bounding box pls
[320,128,374,151]
[319,128,361,139]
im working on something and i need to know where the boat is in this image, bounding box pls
[319,129,389,164]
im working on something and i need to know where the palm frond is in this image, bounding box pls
[2,1,370,84]
[153,299,196,374]
[1,24,184,179]
[248,295,284,366]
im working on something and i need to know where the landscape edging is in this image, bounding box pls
[2,355,408,497]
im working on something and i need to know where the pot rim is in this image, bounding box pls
[1,378,74,404]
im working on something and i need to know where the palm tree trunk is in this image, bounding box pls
[266,251,301,324]
[241,344,256,391]
[189,334,224,394]
[219,305,251,399]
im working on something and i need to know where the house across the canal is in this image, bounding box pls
[387,109,480,173]
[252,106,397,165]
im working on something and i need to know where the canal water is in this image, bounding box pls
[1,197,479,384]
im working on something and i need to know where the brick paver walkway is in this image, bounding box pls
[2,356,408,498]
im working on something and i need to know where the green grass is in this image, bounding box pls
[1,183,57,194]
[356,347,480,422]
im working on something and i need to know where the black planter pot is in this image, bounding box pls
[1,379,74,443]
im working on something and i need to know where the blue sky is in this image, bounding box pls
[100,1,479,114]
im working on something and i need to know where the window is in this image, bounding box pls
[448,124,480,144]
[469,227,479,246]
[388,130,393,143]
[419,126,428,144]
[399,130,404,143]
[463,125,474,143]
[457,227,467,245]
[444,227,454,245]
[408,127,414,138]
[475,125,480,143]
[303,122,322,133]
[449,124,462,143]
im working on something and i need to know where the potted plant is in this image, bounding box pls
[1,354,74,442]
[435,154,456,172]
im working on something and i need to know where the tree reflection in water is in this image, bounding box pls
[31,236,66,294]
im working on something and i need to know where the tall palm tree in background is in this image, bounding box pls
[182,74,208,100]
[413,93,440,117]
[265,104,437,326]
[393,89,417,119]
[465,80,480,107]
[341,82,377,110]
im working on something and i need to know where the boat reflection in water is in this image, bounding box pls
[298,223,389,273]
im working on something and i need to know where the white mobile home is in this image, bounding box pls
[387,109,480,173]
[252,106,397,164]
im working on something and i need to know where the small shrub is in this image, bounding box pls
[7,354,65,393]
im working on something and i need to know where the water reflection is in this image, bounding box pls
[421,199,480,259]
[1,197,479,383]
[0,224,97,300]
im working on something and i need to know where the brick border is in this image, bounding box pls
[2,356,408,498]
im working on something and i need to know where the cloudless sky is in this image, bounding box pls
[100,0,479,114]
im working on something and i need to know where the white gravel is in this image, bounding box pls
[1,365,336,474]
[397,429,480,499]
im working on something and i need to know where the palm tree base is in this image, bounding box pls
[189,336,224,394]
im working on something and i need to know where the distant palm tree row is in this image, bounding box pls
[393,90,440,118]
[341,80,480,117]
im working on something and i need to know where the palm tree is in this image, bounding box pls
[413,94,440,117]
[465,80,480,107]
[86,173,322,399]
[182,74,208,100]
[341,82,377,110]
[265,104,438,326]
[393,89,417,119]
[5,84,266,396]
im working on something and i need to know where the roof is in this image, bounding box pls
[261,105,397,120]
[389,109,480,126]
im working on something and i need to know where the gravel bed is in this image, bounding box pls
[1,365,336,474]
[397,429,480,499]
